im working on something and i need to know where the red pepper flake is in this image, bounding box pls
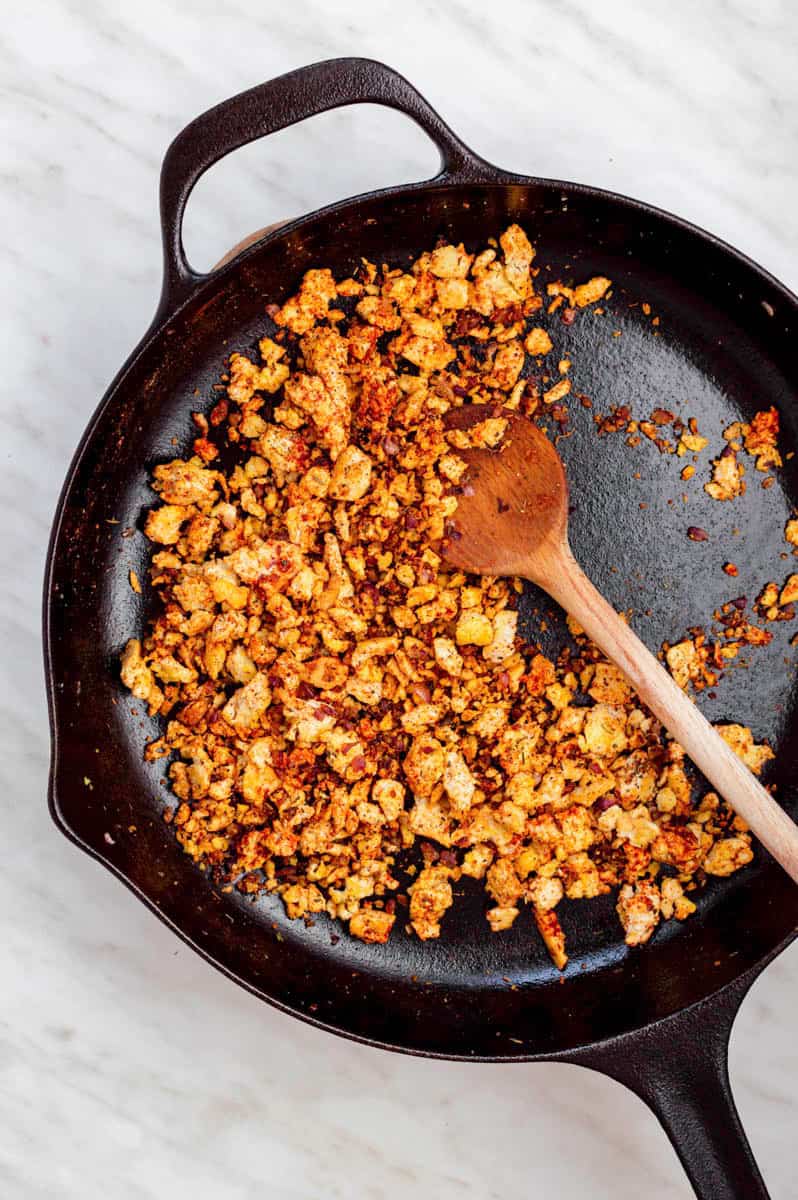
[687,526,709,542]
[210,397,229,426]
[723,562,739,577]
[651,408,674,425]
[561,306,576,325]
[453,309,484,337]
[494,302,524,326]
[193,437,219,462]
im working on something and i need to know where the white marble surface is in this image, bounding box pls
[3,1,798,1196]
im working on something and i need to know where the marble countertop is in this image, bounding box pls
[4,1,797,1196]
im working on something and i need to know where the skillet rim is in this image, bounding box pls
[44,169,798,1058]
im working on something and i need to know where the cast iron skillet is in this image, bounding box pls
[45,58,798,1198]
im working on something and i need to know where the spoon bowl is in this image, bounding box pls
[443,406,567,582]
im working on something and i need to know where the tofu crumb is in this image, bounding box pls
[120,225,764,969]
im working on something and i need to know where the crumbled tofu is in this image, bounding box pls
[429,242,473,279]
[404,734,445,798]
[153,458,219,507]
[780,574,798,605]
[486,906,519,932]
[123,224,763,967]
[349,909,395,943]
[328,445,373,500]
[499,224,535,294]
[372,779,405,822]
[228,345,289,402]
[715,724,774,774]
[456,611,494,646]
[274,268,337,334]
[666,640,701,690]
[745,407,781,471]
[120,639,163,714]
[587,662,632,704]
[678,431,708,454]
[573,276,611,307]
[145,504,190,545]
[704,837,754,877]
[543,379,571,405]
[527,875,563,911]
[222,672,272,731]
[483,609,518,664]
[487,858,523,907]
[613,804,660,849]
[583,704,628,757]
[704,452,744,501]
[409,866,453,939]
[617,880,661,947]
[660,877,696,921]
[525,327,553,356]
[443,749,476,813]
[433,636,464,677]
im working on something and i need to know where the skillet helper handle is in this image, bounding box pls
[546,551,798,883]
[572,970,771,1199]
[157,56,497,318]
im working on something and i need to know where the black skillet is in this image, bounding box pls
[45,59,798,1198]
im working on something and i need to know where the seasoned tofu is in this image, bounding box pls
[617,880,661,947]
[222,672,272,731]
[404,734,445,798]
[122,224,762,968]
[409,866,453,939]
[350,909,395,943]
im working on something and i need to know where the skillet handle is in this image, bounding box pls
[157,56,502,319]
[570,964,771,1198]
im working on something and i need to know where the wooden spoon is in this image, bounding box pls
[443,404,798,883]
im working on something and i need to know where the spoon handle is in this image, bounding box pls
[544,549,798,884]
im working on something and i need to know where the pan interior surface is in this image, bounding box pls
[47,181,798,1058]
